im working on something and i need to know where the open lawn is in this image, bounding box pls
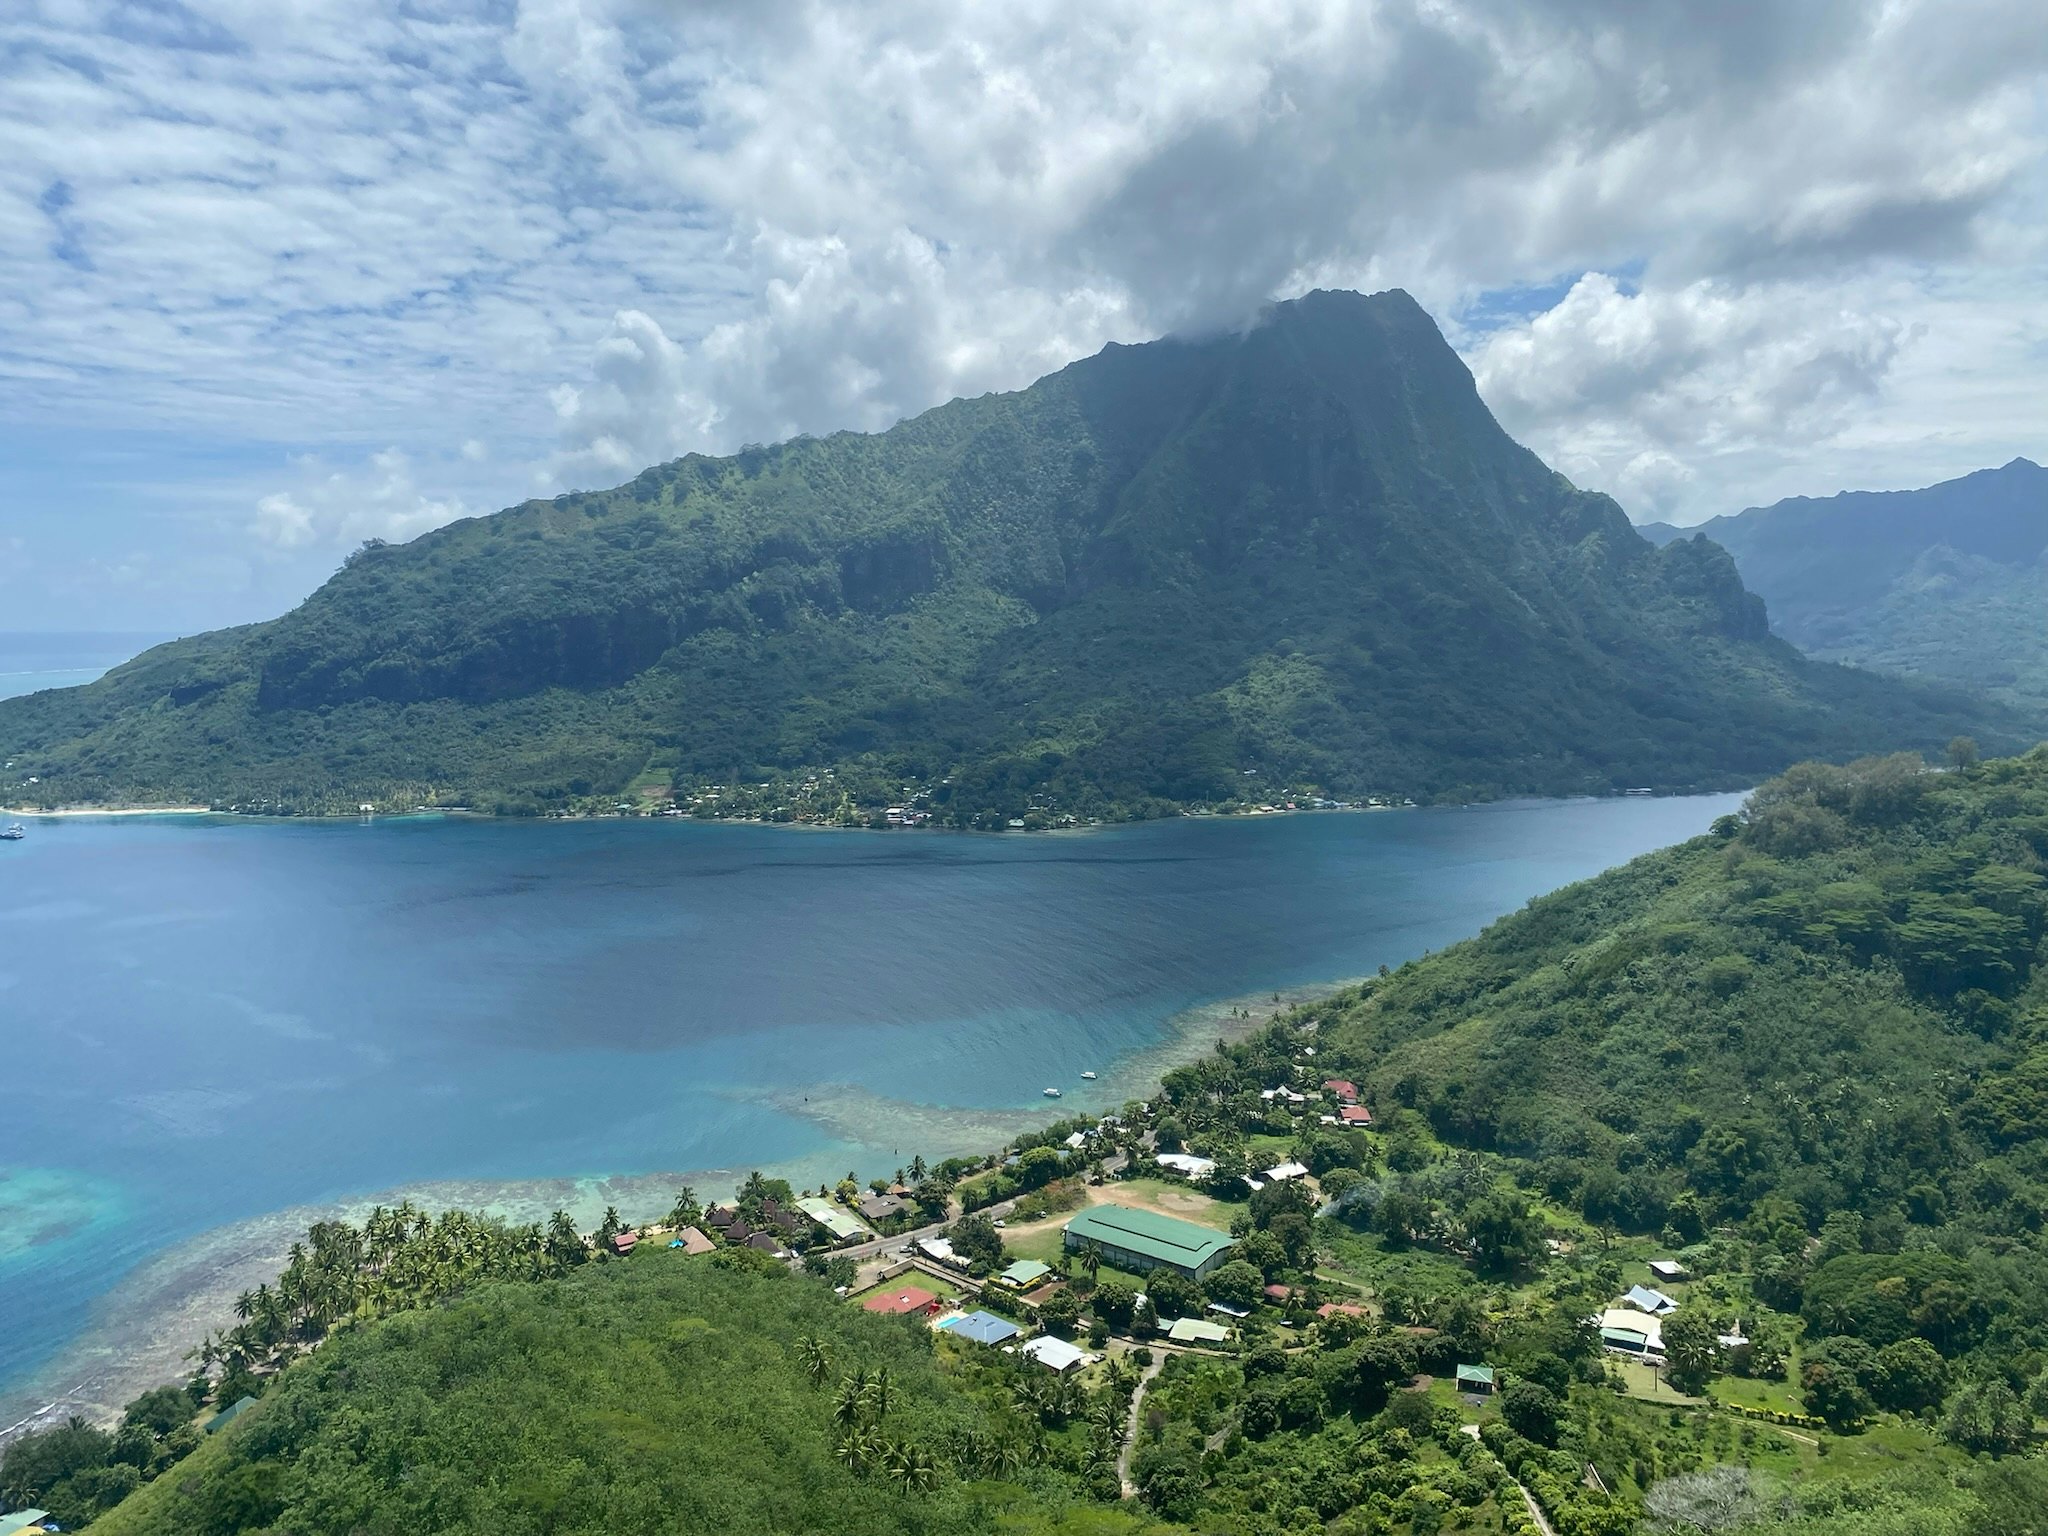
[849,1270,964,1305]
[1609,1358,1703,1405]
[1709,1371,1803,1416]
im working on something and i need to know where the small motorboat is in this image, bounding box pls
[1079,1071,1097,1080]
[1042,1087,1062,1098]
[0,823,24,841]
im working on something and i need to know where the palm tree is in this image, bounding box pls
[797,1333,833,1388]
[1089,1397,1124,1443]
[1082,1249,1102,1284]
[835,1426,880,1475]
[666,1186,701,1230]
[833,1371,870,1430]
[909,1154,927,1184]
[863,1363,893,1421]
[885,1440,938,1492]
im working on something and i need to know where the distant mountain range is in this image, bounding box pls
[0,291,2015,818]
[1642,458,2048,710]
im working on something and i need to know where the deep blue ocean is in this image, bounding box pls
[0,792,1741,1419]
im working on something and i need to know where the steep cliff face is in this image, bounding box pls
[0,290,2012,813]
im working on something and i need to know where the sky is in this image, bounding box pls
[2,0,2045,634]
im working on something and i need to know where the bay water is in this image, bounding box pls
[0,793,1739,1425]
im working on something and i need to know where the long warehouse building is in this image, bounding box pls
[1063,1204,1236,1279]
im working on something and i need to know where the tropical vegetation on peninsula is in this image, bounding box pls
[14,747,2048,1534]
[0,292,2013,822]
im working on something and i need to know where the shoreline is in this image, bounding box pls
[0,787,1718,830]
[3,805,214,818]
[0,974,1352,1443]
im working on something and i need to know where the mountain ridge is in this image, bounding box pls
[0,289,2017,819]
[1640,457,2048,710]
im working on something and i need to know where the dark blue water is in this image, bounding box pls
[0,795,1739,1407]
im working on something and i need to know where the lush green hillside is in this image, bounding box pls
[1,291,2014,819]
[1644,458,2048,710]
[80,1257,1154,1536]
[1313,748,2048,1381]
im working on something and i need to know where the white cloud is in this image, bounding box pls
[2,0,2046,628]
[1467,273,1909,518]
[251,450,470,552]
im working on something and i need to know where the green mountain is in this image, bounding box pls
[1641,458,2048,710]
[0,290,2015,818]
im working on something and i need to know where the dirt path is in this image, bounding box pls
[1116,1355,1166,1499]
[1518,1481,1558,1536]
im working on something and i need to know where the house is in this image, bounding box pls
[0,1511,54,1536]
[669,1225,715,1255]
[941,1310,1022,1346]
[918,1236,966,1268]
[1154,1152,1217,1179]
[745,1231,782,1254]
[1455,1364,1496,1396]
[705,1205,736,1230]
[1063,1205,1236,1280]
[857,1192,907,1222]
[1317,1302,1369,1320]
[1021,1335,1095,1373]
[725,1219,755,1244]
[203,1395,259,1433]
[1260,1086,1307,1104]
[1261,1161,1310,1184]
[1647,1259,1688,1283]
[1064,1131,1089,1150]
[1338,1105,1374,1126]
[1322,1079,1359,1102]
[863,1286,942,1318]
[1597,1307,1664,1355]
[611,1229,639,1255]
[795,1196,872,1242]
[1166,1317,1231,1345]
[1624,1284,1679,1316]
[998,1258,1053,1288]
[1264,1283,1294,1303]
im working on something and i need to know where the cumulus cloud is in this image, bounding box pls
[252,451,470,552]
[3,0,2047,627]
[1468,274,1909,518]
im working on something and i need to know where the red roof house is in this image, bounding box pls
[611,1229,639,1255]
[1339,1105,1374,1125]
[862,1286,941,1318]
[1322,1080,1359,1102]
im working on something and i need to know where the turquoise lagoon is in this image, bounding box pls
[0,793,1739,1421]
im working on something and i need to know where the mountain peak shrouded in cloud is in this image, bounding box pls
[4,1,2046,630]
[0,289,2013,816]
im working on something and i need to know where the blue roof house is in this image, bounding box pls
[942,1310,1022,1346]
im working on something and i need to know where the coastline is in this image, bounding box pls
[3,805,214,818]
[0,975,1354,1443]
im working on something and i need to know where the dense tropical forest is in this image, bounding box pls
[1644,457,2048,712]
[11,746,2048,1536]
[0,290,2015,821]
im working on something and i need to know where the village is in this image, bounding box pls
[566,1015,1833,1534]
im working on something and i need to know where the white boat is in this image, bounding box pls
[1042,1087,1061,1098]
[0,823,24,841]
[1080,1071,1097,1080]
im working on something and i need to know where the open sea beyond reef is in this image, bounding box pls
[0,791,1741,1430]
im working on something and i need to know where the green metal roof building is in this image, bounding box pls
[1063,1205,1235,1278]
